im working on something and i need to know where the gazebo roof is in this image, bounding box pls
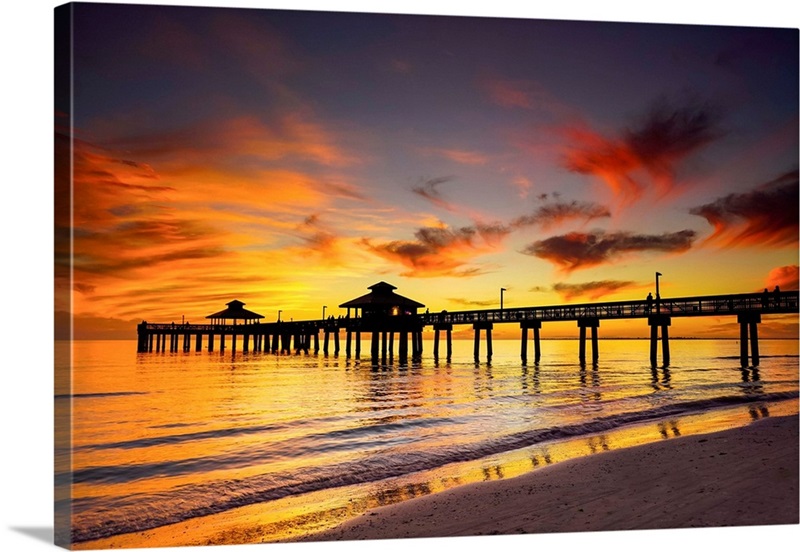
[206,299,264,320]
[339,281,425,309]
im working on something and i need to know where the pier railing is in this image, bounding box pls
[420,291,798,326]
[137,290,798,365]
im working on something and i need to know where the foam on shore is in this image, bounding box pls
[298,414,799,541]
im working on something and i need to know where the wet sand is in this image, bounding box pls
[297,415,799,542]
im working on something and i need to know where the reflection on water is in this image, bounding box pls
[657,420,682,439]
[64,338,799,548]
[650,365,672,391]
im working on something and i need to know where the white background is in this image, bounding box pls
[1,1,798,551]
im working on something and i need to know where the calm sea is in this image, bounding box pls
[56,338,799,547]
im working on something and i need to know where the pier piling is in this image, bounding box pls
[737,313,761,367]
[432,324,452,360]
[520,321,542,364]
[135,289,797,367]
[648,315,671,367]
[472,322,493,362]
[577,318,599,365]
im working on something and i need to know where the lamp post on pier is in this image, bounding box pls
[655,272,662,313]
[323,305,327,319]
[278,309,282,322]
[500,288,507,319]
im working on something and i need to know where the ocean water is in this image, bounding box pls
[55,337,799,547]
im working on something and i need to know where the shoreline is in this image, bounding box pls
[296,414,799,542]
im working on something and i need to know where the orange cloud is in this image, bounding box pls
[562,97,722,204]
[552,280,645,301]
[58,123,367,331]
[363,223,510,277]
[690,169,799,248]
[765,265,799,291]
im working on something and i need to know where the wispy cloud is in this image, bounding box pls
[481,77,575,118]
[420,147,489,166]
[512,176,533,199]
[59,126,368,326]
[551,280,643,301]
[523,229,697,272]
[447,297,497,308]
[411,176,458,211]
[363,223,510,277]
[511,200,611,231]
[108,114,356,168]
[690,169,799,248]
[562,97,723,203]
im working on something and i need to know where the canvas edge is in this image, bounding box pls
[54,2,74,549]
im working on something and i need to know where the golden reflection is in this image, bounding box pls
[650,365,672,390]
[529,451,553,467]
[587,435,610,453]
[748,405,770,420]
[70,339,799,549]
[657,420,682,439]
[74,398,798,550]
[521,364,542,394]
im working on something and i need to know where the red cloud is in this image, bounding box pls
[690,169,799,248]
[562,98,722,203]
[765,265,799,291]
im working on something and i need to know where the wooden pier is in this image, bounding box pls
[138,285,799,368]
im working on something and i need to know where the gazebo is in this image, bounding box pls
[206,300,264,325]
[339,281,425,318]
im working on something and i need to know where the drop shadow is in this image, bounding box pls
[9,526,53,545]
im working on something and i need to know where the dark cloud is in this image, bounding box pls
[411,176,457,211]
[625,98,722,167]
[74,283,97,294]
[363,222,510,277]
[690,169,799,247]
[523,229,697,271]
[563,97,723,202]
[511,200,610,230]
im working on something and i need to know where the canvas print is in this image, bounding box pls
[54,2,799,549]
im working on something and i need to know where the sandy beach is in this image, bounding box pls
[298,414,799,542]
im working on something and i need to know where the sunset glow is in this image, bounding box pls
[55,5,799,340]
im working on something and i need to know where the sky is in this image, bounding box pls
[53,1,799,339]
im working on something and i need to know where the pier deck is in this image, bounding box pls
[137,290,798,367]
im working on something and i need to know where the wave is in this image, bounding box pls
[71,390,797,543]
[71,415,461,484]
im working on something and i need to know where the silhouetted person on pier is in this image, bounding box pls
[646,293,653,313]
[773,285,781,307]
[762,288,770,307]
